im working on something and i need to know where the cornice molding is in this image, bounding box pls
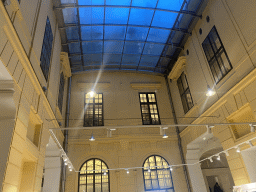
[60,52,71,78]
[168,56,187,81]
[130,82,162,90]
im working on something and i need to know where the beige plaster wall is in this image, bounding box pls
[0,0,66,191]
[168,0,256,187]
[65,71,188,192]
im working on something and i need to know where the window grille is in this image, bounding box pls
[40,17,53,81]
[177,72,193,113]
[143,155,174,192]
[139,93,160,125]
[84,93,103,127]
[202,26,232,83]
[79,158,110,192]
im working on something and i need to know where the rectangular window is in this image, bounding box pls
[58,73,65,113]
[177,72,194,113]
[139,93,160,125]
[202,26,232,83]
[40,17,53,81]
[84,93,103,127]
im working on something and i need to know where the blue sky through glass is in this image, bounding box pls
[60,0,197,73]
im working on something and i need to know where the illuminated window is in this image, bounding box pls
[79,159,110,192]
[84,93,103,127]
[177,72,193,113]
[139,93,160,125]
[143,155,174,192]
[40,17,53,81]
[202,26,232,83]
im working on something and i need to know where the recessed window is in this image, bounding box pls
[143,155,174,191]
[177,72,194,113]
[40,17,53,81]
[27,111,42,147]
[79,158,110,192]
[84,93,103,127]
[139,93,160,125]
[58,72,65,113]
[202,26,232,83]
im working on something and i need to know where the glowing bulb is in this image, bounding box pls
[89,134,95,141]
[206,85,216,97]
[170,166,173,171]
[162,133,168,138]
[64,162,68,165]
[217,155,221,161]
[88,91,95,97]
[64,158,68,162]
[203,137,206,141]
[209,157,213,163]
[104,171,107,175]
[236,146,241,153]
[148,168,151,173]
[69,168,72,171]
[126,169,129,174]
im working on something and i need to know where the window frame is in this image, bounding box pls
[139,92,161,125]
[84,93,104,127]
[40,17,53,82]
[142,155,175,192]
[177,72,194,114]
[202,26,232,84]
[78,158,110,192]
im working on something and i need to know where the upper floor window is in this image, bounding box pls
[177,72,193,113]
[139,93,160,125]
[58,72,65,113]
[143,155,174,192]
[40,17,53,81]
[84,93,103,127]
[79,158,110,192]
[202,26,232,83]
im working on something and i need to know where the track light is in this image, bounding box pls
[126,169,129,174]
[206,85,216,97]
[236,146,241,153]
[103,170,107,175]
[107,129,116,137]
[224,151,229,156]
[148,168,151,173]
[89,134,95,141]
[250,124,255,132]
[247,141,254,147]
[209,157,213,163]
[170,166,173,171]
[216,155,221,161]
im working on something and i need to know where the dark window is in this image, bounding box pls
[84,93,103,127]
[143,155,174,192]
[202,26,232,83]
[79,158,110,192]
[40,17,53,81]
[177,72,193,113]
[139,93,160,125]
[58,73,65,113]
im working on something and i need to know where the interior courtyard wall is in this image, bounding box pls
[64,71,189,192]
[167,0,256,187]
[0,0,67,191]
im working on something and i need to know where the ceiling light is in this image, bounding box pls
[162,133,168,138]
[64,162,68,165]
[236,146,241,153]
[206,85,216,97]
[89,134,95,141]
[209,157,213,163]
[216,155,221,161]
[69,168,72,171]
[88,91,95,97]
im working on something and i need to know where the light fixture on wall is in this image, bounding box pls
[236,146,241,153]
[206,85,216,97]
[88,90,95,97]
[89,133,95,141]
[163,133,168,138]
[69,168,72,171]
[103,170,107,175]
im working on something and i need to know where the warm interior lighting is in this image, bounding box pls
[69,168,72,171]
[88,91,95,97]
[206,85,216,97]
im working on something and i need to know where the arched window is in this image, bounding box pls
[143,155,174,192]
[79,158,110,192]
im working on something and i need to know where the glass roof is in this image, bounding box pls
[58,0,202,74]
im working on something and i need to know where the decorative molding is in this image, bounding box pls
[168,56,187,81]
[0,80,14,91]
[60,52,71,78]
[130,82,162,90]
[77,82,111,91]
